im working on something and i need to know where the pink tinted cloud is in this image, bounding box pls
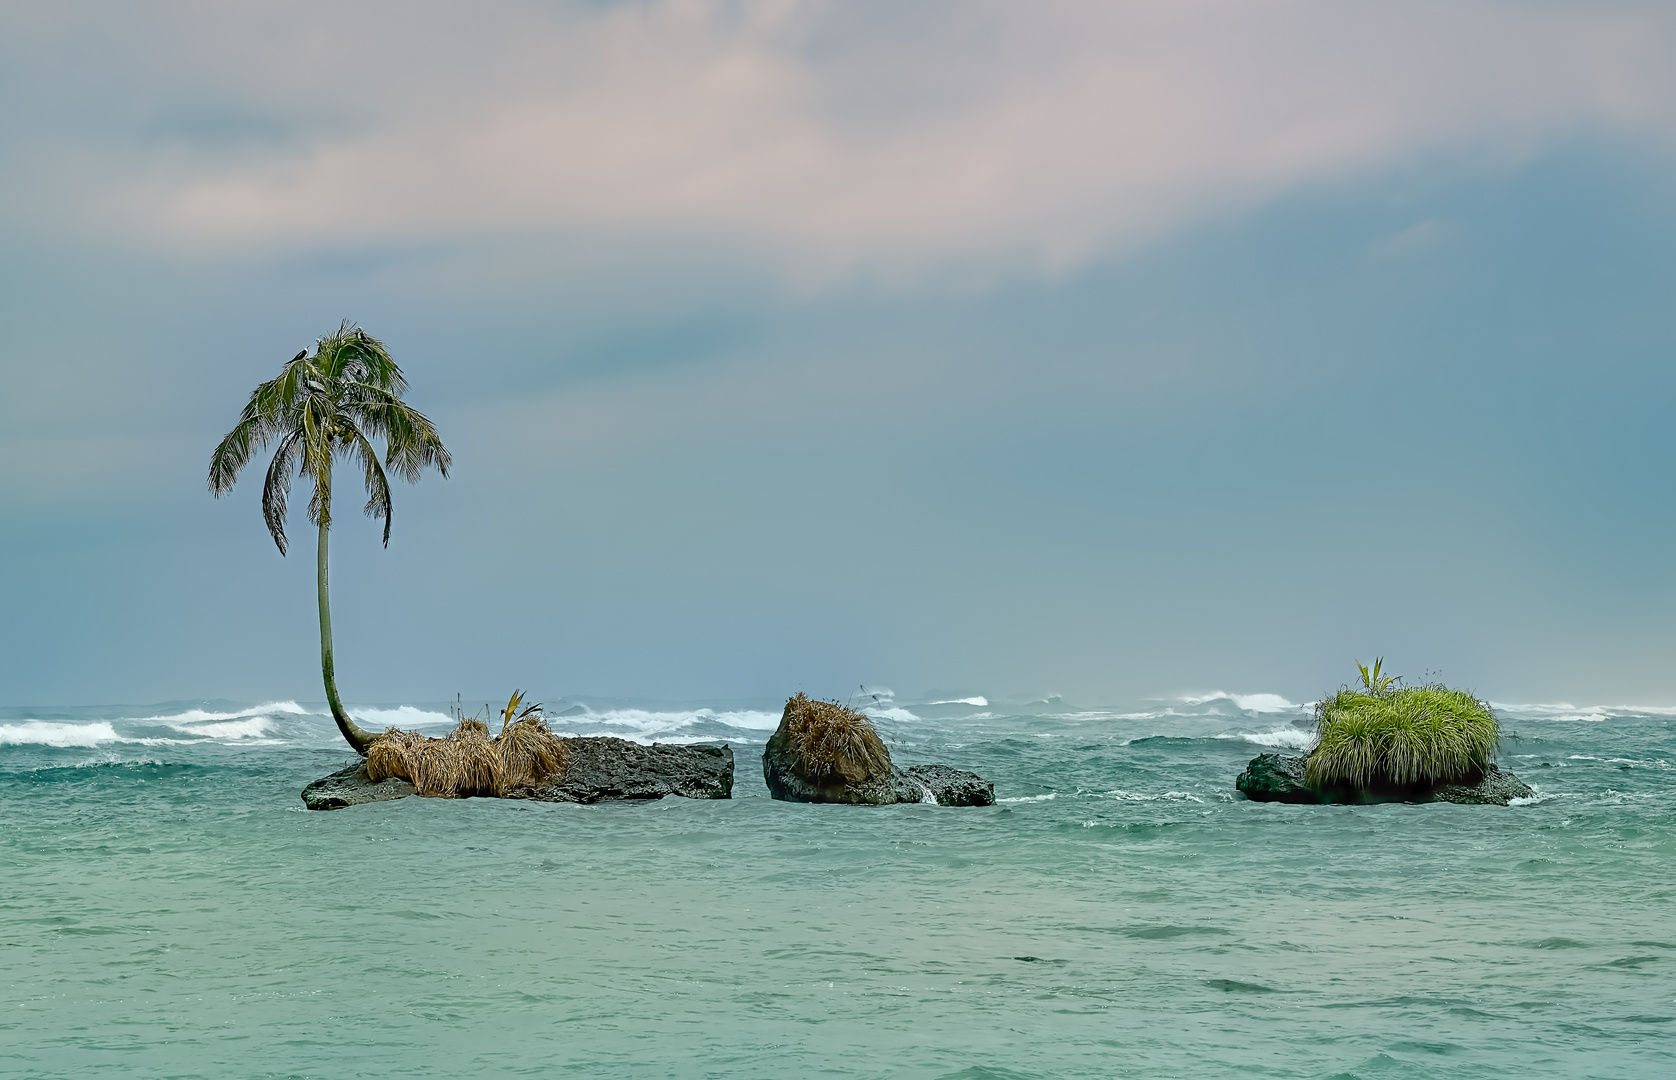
[9,0,1676,274]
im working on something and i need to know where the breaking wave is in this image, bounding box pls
[0,720,125,748]
[1218,727,1314,749]
[1181,692,1302,713]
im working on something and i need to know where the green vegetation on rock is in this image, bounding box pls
[1306,681,1499,792]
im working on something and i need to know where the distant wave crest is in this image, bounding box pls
[1180,692,1301,713]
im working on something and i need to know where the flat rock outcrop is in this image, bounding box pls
[508,738,733,803]
[302,737,733,810]
[1235,752,1533,806]
[302,762,417,810]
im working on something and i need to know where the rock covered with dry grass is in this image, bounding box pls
[777,694,894,785]
[364,695,568,798]
[762,693,994,806]
[303,734,734,810]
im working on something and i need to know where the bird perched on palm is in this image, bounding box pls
[209,322,450,754]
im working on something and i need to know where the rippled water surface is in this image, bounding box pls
[3,694,1672,1078]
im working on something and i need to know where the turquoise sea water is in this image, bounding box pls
[3,693,1672,1079]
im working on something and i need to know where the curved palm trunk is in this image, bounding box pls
[317,518,380,754]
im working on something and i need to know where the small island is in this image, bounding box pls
[302,691,733,809]
[763,693,994,806]
[1237,661,1534,806]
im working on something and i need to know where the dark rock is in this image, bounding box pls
[761,725,903,803]
[1235,753,1534,806]
[509,737,733,803]
[1428,765,1535,806]
[301,737,733,810]
[302,762,416,810]
[906,763,996,807]
[1235,753,1319,803]
[761,726,992,806]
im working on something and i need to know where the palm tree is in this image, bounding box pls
[209,322,450,754]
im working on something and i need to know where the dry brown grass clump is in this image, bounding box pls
[365,691,568,798]
[779,693,893,785]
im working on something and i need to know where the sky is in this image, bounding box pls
[4,0,1676,709]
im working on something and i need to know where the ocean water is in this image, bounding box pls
[2,692,1672,1079]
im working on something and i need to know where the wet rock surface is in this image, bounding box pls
[302,763,416,810]
[1235,753,1533,806]
[1235,753,1318,803]
[905,763,996,807]
[1429,765,1535,805]
[301,737,733,810]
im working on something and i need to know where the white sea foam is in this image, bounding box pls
[134,702,307,725]
[998,793,1057,803]
[354,706,455,729]
[0,721,125,747]
[561,707,783,736]
[1219,728,1314,749]
[167,717,273,740]
[927,696,988,707]
[1490,701,1676,721]
[1097,789,1206,803]
[1181,692,1300,713]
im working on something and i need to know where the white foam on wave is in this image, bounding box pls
[565,707,783,734]
[1218,728,1314,749]
[1493,702,1611,722]
[354,706,455,729]
[1098,789,1206,804]
[0,721,125,747]
[1181,692,1301,713]
[998,793,1057,803]
[135,701,307,725]
[927,696,988,707]
[1492,701,1676,721]
[167,717,272,740]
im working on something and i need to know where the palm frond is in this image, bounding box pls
[315,321,408,395]
[208,413,267,495]
[211,325,447,552]
[209,373,298,494]
[349,392,450,482]
[260,431,304,554]
[349,428,394,546]
[299,398,337,526]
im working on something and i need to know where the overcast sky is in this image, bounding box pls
[4,0,1676,708]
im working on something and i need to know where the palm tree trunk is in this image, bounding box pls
[318,517,379,754]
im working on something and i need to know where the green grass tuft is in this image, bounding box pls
[1306,684,1498,791]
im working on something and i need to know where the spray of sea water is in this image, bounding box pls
[2,691,1672,1078]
